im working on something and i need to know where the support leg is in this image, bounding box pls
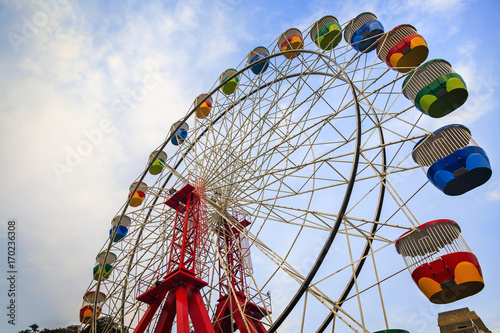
[176,286,190,333]
[212,298,231,333]
[187,286,215,333]
[154,291,176,333]
[233,305,258,333]
[134,292,167,333]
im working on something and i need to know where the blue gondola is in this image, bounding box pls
[412,124,492,195]
[109,215,131,242]
[170,120,189,146]
[247,46,270,75]
[344,12,384,53]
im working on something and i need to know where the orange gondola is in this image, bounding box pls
[377,24,428,73]
[79,291,105,324]
[396,220,484,304]
[278,28,304,59]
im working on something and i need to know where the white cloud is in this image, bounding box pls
[485,182,500,202]
[0,0,256,329]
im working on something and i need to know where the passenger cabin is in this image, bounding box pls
[310,16,342,51]
[170,120,189,146]
[109,215,131,242]
[278,28,304,59]
[128,181,147,207]
[412,124,491,195]
[396,219,484,304]
[377,24,428,73]
[79,291,105,324]
[148,150,167,175]
[194,94,213,119]
[344,12,384,53]
[219,69,239,95]
[247,46,270,75]
[93,251,117,281]
[403,59,468,118]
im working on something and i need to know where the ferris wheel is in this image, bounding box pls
[79,12,492,333]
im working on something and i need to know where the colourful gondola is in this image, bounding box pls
[170,120,189,145]
[412,124,491,195]
[278,28,304,59]
[377,24,428,73]
[310,16,342,51]
[194,94,213,119]
[403,59,468,118]
[396,220,484,304]
[220,69,239,95]
[79,291,105,324]
[344,12,384,53]
[128,181,147,207]
[247,46,270,74]
[148,150,167,175]
[109,215,131,242]
[93,251,117,281]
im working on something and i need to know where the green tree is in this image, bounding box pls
[19,317,126,333]
[81,316,126,333]
[39,325,79,333]
[19,323,42,333]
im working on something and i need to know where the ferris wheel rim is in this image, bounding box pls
[265,52,363,332]
[87,44,423,333]
[316,96,388,332]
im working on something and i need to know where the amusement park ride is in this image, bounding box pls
[79,12,492,333]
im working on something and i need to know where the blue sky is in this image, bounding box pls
[0,0,499,332]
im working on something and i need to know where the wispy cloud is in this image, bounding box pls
[485,182,500,202]
[0,0,251,328]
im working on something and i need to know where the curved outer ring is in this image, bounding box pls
[265,53,363,332]
[316,91,387,332]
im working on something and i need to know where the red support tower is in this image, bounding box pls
[134,182,214,333]
[212,212,270,333]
